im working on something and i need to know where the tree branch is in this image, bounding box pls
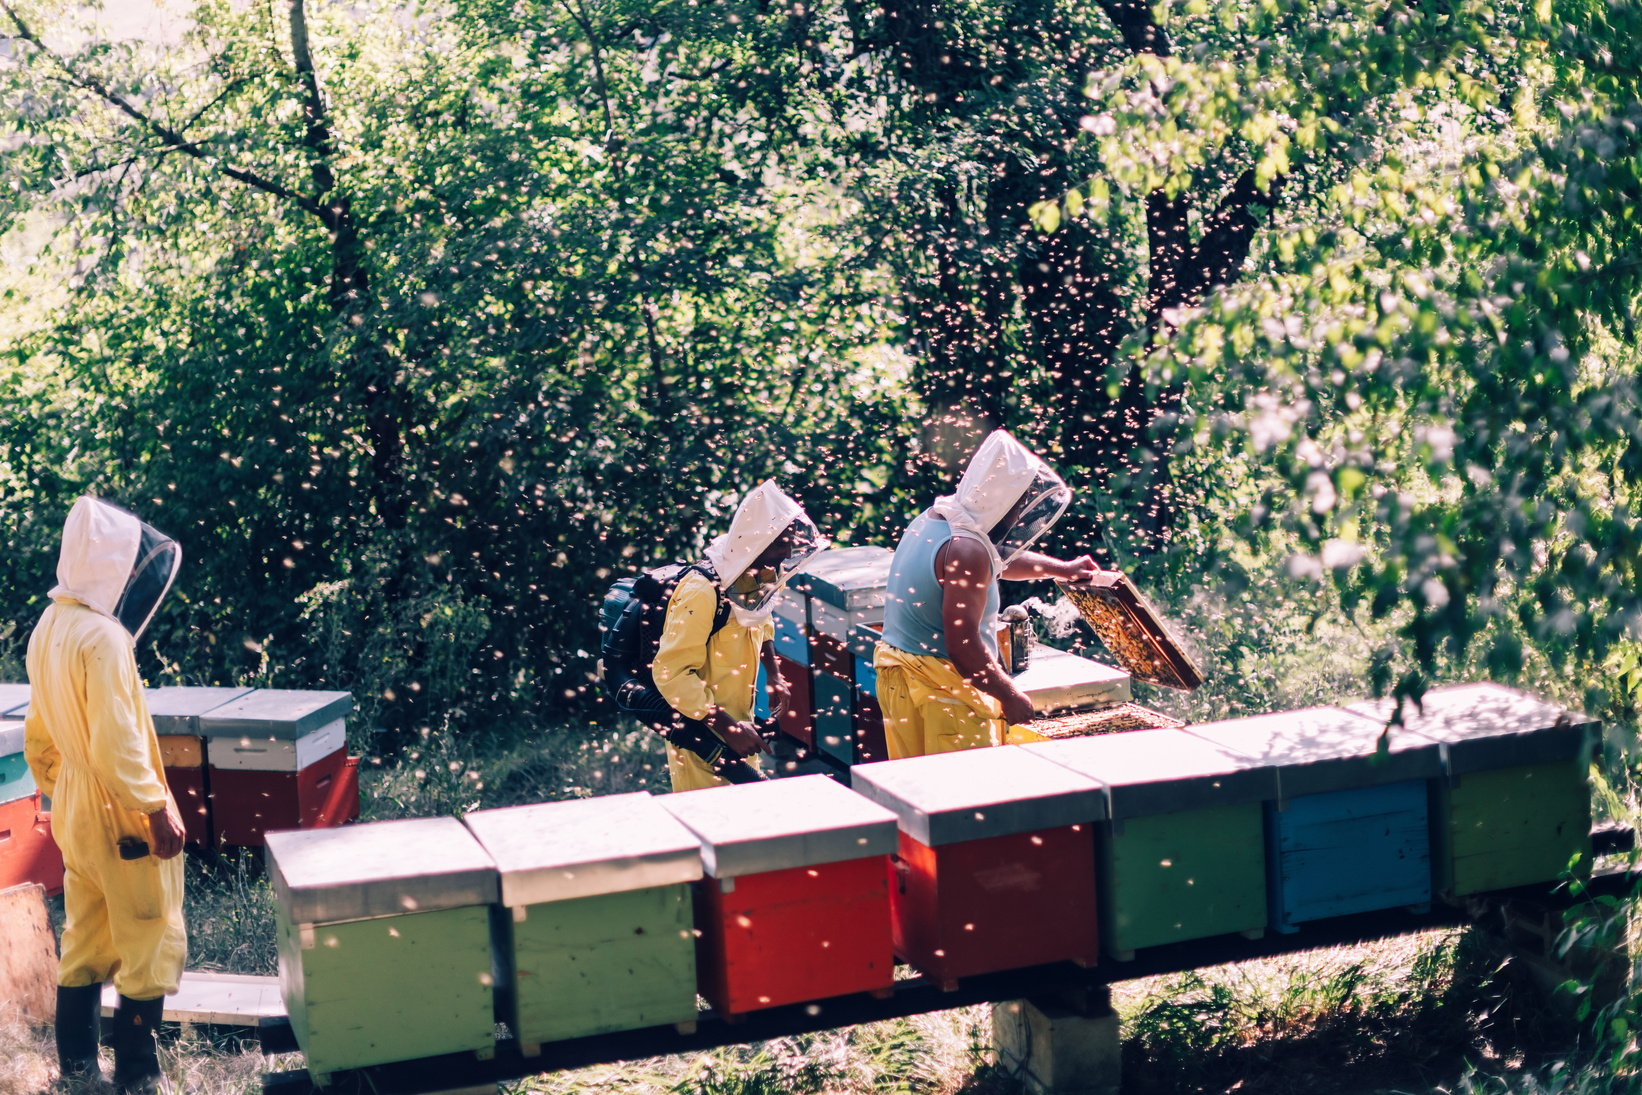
[287,0,337,201]
[0,0,321,216]
[1095,0,1172,57]
[1190,167,1283,295]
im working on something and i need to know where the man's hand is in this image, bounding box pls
[1000,689,1036,726]
[147,804,186,860]
[767,676,790,718]
[712,708,772,758]
[722,721,770,758]
[1055,554,1100,584]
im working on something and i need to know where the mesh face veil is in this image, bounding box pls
[723,513,826,617]
[114,520,182,639]
[992,468,1072,564]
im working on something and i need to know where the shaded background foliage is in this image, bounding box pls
[1,0,1640,752]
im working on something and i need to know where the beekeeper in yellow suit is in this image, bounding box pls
[652,480,826,791]
[25,497,186,1095]
[875,430,1100,758]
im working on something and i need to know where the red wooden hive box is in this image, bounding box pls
[657,774,898,1017]
[0,791,64,896]
[199,690,358,847]
[851,746,1106,986]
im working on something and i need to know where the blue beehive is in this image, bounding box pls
[1187,706,1442,933]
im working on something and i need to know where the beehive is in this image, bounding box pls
[464,793,702,1049]
[200,691,356,847]
[1007,703,1182,745]
[267,818,500,1083]
[0,791,62,894]
[1188,706,1441,932]
[852,747,1104,984]
[789,546,894,618]
[658,774,897,1016]
[1348,683,1596,896]
[1011,647,1132,715]
[146,686,252,847]
[848,622,889,765]
[1024,729,1276,958]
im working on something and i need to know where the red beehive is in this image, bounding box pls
[851,747,1106,987]
[201,691,357,848]
[774,653,813,748]
[0,792,64,896]
[658,774,898,1017]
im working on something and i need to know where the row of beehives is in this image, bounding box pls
[769,546,1137,768]
[266,681,1595,1084]
[0,683,360,852]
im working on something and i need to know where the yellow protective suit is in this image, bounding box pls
[653,570,773,792]
[873,642,1005,760]
[25,498,187,1003]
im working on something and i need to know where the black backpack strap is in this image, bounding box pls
[684,561,732,634]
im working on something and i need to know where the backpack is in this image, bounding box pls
[599,562,731,690]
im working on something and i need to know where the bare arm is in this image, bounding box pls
[938,537,1036,725]
[1000,551,1100,583]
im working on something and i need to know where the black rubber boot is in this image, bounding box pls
[111,994,166,1095]
[55,982,104,1081]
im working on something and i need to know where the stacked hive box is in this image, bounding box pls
[771,589,813,747]
[1009,647,1133,721]
[1024,728,1277,958]
[788,546,895,767]
[658,774,898,1016]
[1188,706,1443,933]
[267,818,501,1083]
[463,793,704,1052]
[0,713,64,895]
[200,690,358,847]
[148,686,253,848]
[1350,683,1596,896]
[852,747,1105,986]
[847,621,887,762]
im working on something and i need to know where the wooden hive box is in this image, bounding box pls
[1011,647,1132,717]
[200,690,355,847]
[772,591,814,747]
[266,817,500,1084]
[788,546,894,617]
[0,792,63,895]
[1347,683,1596,896]
[851,747,1104,985]
[848,622,889,766]
[1,719,34,804]
[464,792,703,1052]
[1024,729,1277,958]
[657,774,897,1017]
[147,686,253,848]
[1188,707,1442,933]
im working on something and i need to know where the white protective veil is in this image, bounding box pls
[929,429,1072,575]
[49,497,182,641]
[703,480,828,627]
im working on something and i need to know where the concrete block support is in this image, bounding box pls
[993,994,1121,1095]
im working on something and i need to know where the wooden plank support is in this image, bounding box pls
[260,841,1641,1094]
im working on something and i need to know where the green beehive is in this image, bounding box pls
[1024,729,1276,959]
[1349,683,1597,896]
[463,792,703,1052]
[266,818,500,1084]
